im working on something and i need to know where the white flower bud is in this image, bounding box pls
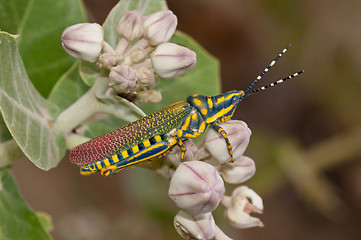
[117,10,144,41]
[129,47,147,64]
[166,140,198,166]
[219,156,256,184]
[174,211,215,240]
[135,67,155,87]
[168,161,225,215]
[204,120,251,164]
[224,186,263,229]
[61,23,104,62]
[109,65,136,92]
[144,10,177,45]
[151,43,197,79]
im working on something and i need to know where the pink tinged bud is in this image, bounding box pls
[151,43,197,79]
[135,67,155,87]
[225,186,263,229]
[117,10,144,41]
[109,65,136,92]
[61,23,104,62]
[174,211,216,240]
[204,120,251,164]
[168,161,225,215]
[144,10,177,45]
[219,156,256,184]
[166,140,198,165]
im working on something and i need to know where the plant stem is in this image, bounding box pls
[53,77,109,134]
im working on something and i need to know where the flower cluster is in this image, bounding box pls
[162,120,263,239]
[61,10,196,103]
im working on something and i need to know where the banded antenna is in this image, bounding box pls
[241,44,303,100]
[243,70,304,98]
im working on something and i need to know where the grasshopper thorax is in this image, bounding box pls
[186,90,244,124]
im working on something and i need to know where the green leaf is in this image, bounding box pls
[0,115,11,142]
[103,0,168,48]
[139,31,221,113]
[0,32,66,170]
[79,61,103,87]
[1,111,24,168]
[0,0,86,97]
[0,168,52,240]
[36,212,53,233]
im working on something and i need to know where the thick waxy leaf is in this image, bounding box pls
[0,115,11,142]
[0,169,51,240]
[0,0,86,97]
[0,32,65,170]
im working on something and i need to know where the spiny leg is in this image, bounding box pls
[210,123,235,162]
[177,138,187,161]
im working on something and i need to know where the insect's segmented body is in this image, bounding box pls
[70,45,303,176]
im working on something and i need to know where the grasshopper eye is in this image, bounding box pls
[231,95,239,104]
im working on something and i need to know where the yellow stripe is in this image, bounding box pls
[103,158,111,166]
[201,108,207,115]
[206,109,224,123]
[132,145,139,153]
[111,155,119,163]
[206,104,236,123]
[143,139,151,147]
[199,122,206,132]
[154,135,162,142]
[207,98,213,109]
[123,142,173,167]
[193,98,202,106]
[192,112,198,120]
[96,162,102,169]
[181,116,191,131]
[216,96,224,104]
[225,94,235,101]
[121,150,129,159]
[224,104,235,115]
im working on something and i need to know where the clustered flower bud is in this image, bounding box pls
[61,10,196,103]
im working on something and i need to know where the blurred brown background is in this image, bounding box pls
[12,0,361,239]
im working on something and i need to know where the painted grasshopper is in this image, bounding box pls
[70,45,303,176]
